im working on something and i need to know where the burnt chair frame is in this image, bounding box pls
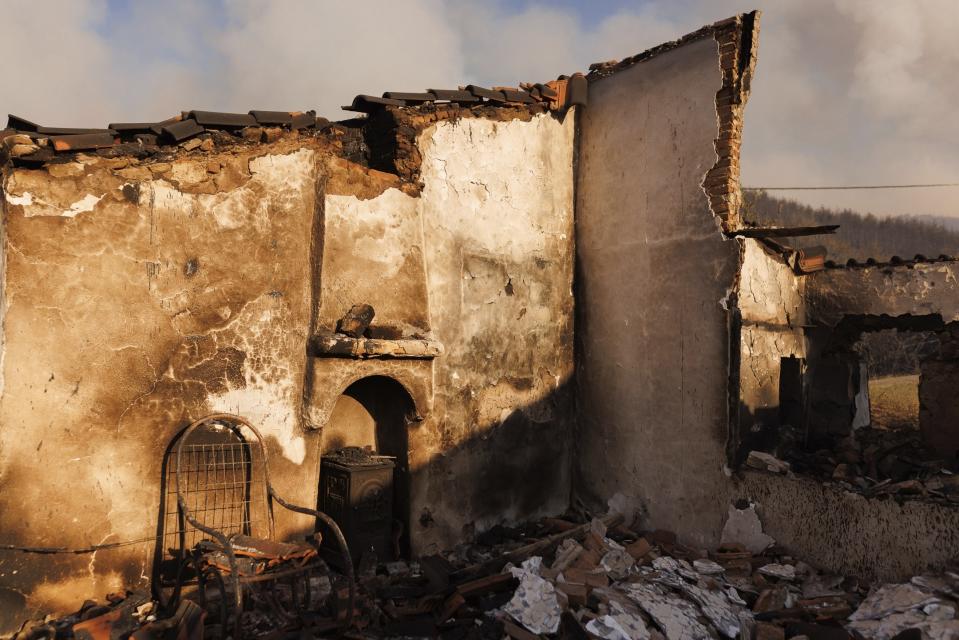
[170,413,355,634]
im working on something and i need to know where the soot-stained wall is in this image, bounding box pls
[312,113,576,553]
[0,110,576,628]
[0,140,321,627]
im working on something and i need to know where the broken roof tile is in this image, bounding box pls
[465,85,506,103]
[427,89,479,103]
[290,111,316,129]
[109,122,162,134]
[495,88,536,104]
[342,95,405,113]
[38,126,117,136]
[567,73,588,107]
[290,109,318,129]
[382,92,434,104]
[188,110,257,128]
[50,132,117,152]
[6,114,39,131]
[249,110,293,125]
[534,83,558,99]
[159,119,204,142]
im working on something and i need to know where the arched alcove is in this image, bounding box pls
[321,376,416,558]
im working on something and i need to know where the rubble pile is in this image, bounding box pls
[748,424,959,504]
[7,507,959,640]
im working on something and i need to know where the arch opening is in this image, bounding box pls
[320,376,416,559]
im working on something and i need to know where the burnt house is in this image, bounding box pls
[1,10,957,630]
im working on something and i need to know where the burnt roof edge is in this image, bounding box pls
[586,11,759,82]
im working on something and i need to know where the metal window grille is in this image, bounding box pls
[163,423,264,556]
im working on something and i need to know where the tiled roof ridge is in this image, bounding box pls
[0,72,590,162]
[750,236,958,274]
[0,109,324,160]
[824,254,959,271]
[340,76,587,115]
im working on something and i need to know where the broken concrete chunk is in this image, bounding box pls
[623,582,713,640]
[586,615,635,640]
[693,559,724,576]
[849,583,943,622]
[746,450,791,474]
[758,564,797,581]
[677,581,746,638]
[503,570,562,635]
[600,547,635,580]
[720,503,775,554]
[336,303,375,337]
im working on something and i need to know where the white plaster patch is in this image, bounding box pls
[4,189,102,218]
[5,191,33,206]
[324,188,419,280]
[208,385,306,464]
[418,114,574,260]
[63,194,103,217]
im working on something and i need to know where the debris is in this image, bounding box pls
[335,303,376,337]
[12,506,959,640]
[758,563,797,581]
[504,558,563,635]
[600,547,635,580]
[693,559,725,575]
[720,503,775,553]
[623,582,714,640]
[747,450,792,474]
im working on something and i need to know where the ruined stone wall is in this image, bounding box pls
[0,140,322,626]
[574,16,758,548]
[738,239,806,449]
[310,113,576,553]
[736,471,959,581]
[806,261,959,326]
[0,108,575,627]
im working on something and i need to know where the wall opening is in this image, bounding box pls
[853,328,938,431]
[769,315,959,493]
[321,376,415,558]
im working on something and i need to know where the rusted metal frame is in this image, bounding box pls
[175,413,354,630]
[175,417,251,638]
[198,560,229,631]
[268,491,355,628]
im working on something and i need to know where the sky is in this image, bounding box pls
[1,0,957,219]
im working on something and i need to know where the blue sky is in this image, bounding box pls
[3,0,957,218]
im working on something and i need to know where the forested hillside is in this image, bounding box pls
[743,191,959,262]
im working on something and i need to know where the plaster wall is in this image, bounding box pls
[736,471,959,582]
[311,114,576,553]
[415,114,575,547]
[738,240,806,439]
[0,111,577,625]
[0,142,321,627]
[806,262,959,326]
[574,36,740,547]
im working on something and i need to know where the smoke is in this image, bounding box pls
[0,0,955,218]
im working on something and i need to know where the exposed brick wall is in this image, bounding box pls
[705,12,760,230]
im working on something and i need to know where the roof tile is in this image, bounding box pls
[342,95,405,113]
[189,111,257,128]
[160,119,205,142]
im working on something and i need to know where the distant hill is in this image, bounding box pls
[743,191,959,262]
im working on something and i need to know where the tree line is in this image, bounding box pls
[743,191,959,262]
